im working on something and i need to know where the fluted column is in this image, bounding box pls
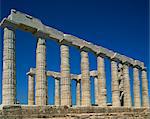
[2,27,16,105]
[111,60,120,107]
[81,50,91,106]
[123,63,132,107]
[94,77,99,105]
[133,67,141,107]
[97,55,107,106]
[28,74,35,105]
[141,69,149,107]
[60,44,71,106]
[76,80,81,106]
[118,64,124,101]
[35,38,47,105]
[55,78,60,106]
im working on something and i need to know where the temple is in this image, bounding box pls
[0,9,149,118]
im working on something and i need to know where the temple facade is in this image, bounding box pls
[0,9,149,118]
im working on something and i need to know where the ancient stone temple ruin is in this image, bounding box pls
[0,9,149,118]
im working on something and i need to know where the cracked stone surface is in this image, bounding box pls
[2,27,16,105]
[36,38,47,105]
[133,67,141,107]
[81,50,91,106]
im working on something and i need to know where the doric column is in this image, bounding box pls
[2,27,16,105]
[118,64,124,106]
[81,50,91,106]
[60,44,71,106]
[35,38,47,105]
[94,77,99,105]
[76,80,81,106]
[141,68,149,107]
[111,60,120,107]
[97,55,107,106]
[133,67,141,107]
[123,63,132,107]
[28,74,35,105]
[55,78,60,106]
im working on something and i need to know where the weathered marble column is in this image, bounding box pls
[141,68,149,107]
[111,60,120,107]
[123,63,132,107]
[60,44,71,106]
[81,50,91,106]
[133,67,141,107]
[97,55,107,106]
[35,38,47,105]
[55,78,60,106]
[118,64,124,106]
[76,80,81,106]
[94,77,99,105]
[2,27,16,105]
[28,74,35,105]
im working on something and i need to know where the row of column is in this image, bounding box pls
[2,27,149,108]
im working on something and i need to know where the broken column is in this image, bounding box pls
[81,50,91,106]
[2,27,16,105]
[97,55,107,106]
[123,63,132,107]
[60,44,71,106]
[28,73,35,105]
[55,78,60,106]
[133,66,141,107]
[35,38,47,105]
[76,80,81,106]
[141,68,149,107]
[111,60,120,107]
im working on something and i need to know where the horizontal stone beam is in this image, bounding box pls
[0,9,145,69]
[26,68,97,81]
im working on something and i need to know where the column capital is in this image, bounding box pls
[33,30,48,39]
[110,53,119,62]
[1,18,17,30]
[122,62,130,66]
[132,60,144,69]
[76,79,81,83]
[141,67,147,71]
[96,53,106,58]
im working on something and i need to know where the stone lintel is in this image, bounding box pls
[1,10,64,41]
[0,9,145,69]
[27,68,97,81]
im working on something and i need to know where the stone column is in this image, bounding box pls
[60,44,71,106]
[94,77,99,105]
[97,55,107,106]
[123,63,132,107]
[28,74,35,105]
[118,63,124,106]
[133,67,141,107]
[2,27,16,105]
[81,50,91,106]
[111,60,120,107]
[35,38,47,105]
[141,69,149,107]
[55,78,60,106]
[76,80,81,106]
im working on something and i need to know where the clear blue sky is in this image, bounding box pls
[0,0,149,105]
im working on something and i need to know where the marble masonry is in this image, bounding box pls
[0,10,149,118]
